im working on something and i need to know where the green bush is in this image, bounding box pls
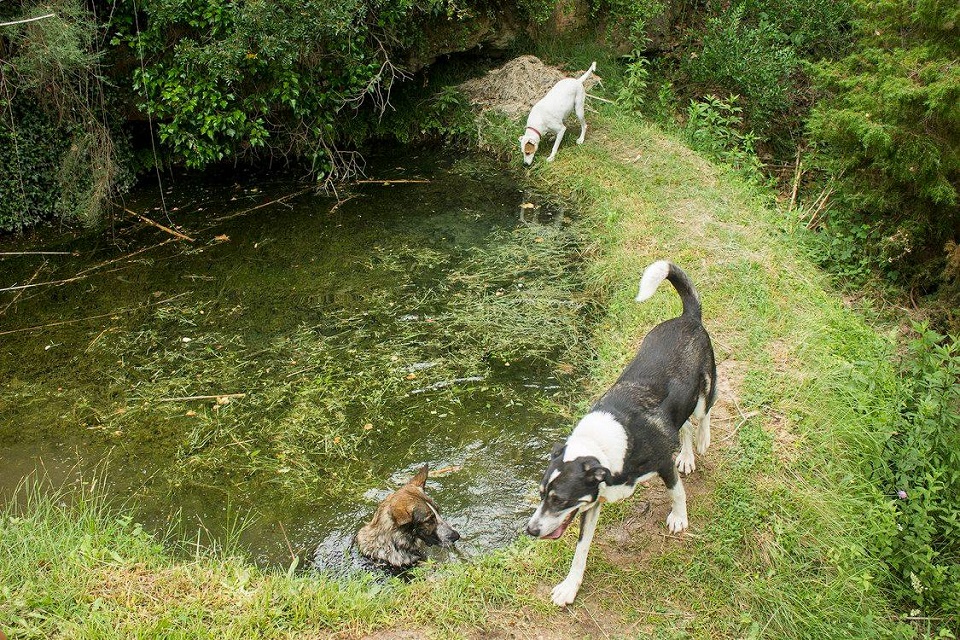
[0,107,65,232]
[878,324,960,622]
[807,0,959,292]
[682,5,798,135]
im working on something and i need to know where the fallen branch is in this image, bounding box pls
[125,208,194,242]
[157,393,247,402]
[0,292,191,336]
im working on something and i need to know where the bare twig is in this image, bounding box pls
[586,93,615,104]
[788,149,802,214]
[720,410,761,442]
[806,187,833,230]
[328,193,358,215]
[0,273,89,293]
[278,521,297,566]
[0,13,56,27]
[74,239,175,276]
[125,208,194,242]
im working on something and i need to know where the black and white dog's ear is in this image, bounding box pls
[550,443,566,460]
[583,459,610,485]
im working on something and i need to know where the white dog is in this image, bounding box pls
[519,62,596,165]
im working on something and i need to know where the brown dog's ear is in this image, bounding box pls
[409,464,429,489]
[524,142,536,154]
[391,501,413,526]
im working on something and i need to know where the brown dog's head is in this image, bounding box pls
[356,464,460,568]
[387,465,460,547]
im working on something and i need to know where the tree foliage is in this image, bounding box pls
[0,0,127,231]
[807,0,960,291]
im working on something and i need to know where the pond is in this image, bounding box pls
[0,150,592,568]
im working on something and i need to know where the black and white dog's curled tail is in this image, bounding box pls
[579,61,597,84]
[635,260,701,320]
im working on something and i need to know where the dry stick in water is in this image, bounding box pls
[125,208,194,242]
[74,239,176,277]
[157,393,247,402]
[0,251,76,256]
[0,292,191,336]
[209,187,313,223]
[354,179,430,184]
[328,193,358,214]
[0,259,46,315]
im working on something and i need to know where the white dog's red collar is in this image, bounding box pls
[525,126,542,138]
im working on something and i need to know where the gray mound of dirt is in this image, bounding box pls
[459,55,600,118]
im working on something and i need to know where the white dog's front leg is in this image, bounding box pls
[546,126,566,162]
[551,503,600,606]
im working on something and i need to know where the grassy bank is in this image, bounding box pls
[1,107,918,638]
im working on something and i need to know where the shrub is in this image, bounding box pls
[0,0,125,229]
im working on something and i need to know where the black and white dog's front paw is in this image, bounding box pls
[551,577,581,606]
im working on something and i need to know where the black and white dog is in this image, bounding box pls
[526,260,717,606]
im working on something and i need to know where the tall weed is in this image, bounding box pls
[880,324,960,623]
[683,95,763,181]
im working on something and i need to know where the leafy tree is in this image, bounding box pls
[807,0,959,291]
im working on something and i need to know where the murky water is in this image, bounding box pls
[0,151,590,567]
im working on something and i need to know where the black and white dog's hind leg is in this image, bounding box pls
[676,382,716,474]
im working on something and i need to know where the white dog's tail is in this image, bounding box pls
[636,260,701,320]
[578,61,597,84]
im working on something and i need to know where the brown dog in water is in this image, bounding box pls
[356,465,460,569]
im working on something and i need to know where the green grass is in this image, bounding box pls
[0,106,919,638]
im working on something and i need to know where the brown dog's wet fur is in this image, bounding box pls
[356,465,460,569]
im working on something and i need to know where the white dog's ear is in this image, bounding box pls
[518,136,525,143]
